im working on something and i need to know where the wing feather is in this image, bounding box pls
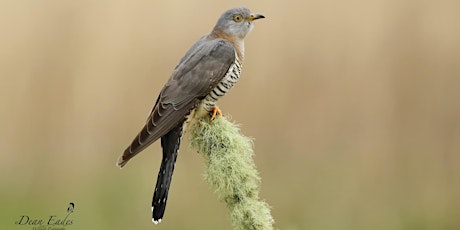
[117,38,235,167]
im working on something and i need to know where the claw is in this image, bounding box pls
[210,106,222,121]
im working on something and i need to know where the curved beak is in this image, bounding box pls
[248,13,265,21]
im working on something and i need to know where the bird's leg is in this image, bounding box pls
[210,106,222,122]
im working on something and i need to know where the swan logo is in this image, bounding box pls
[14,202,75,229]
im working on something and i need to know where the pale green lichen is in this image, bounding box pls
[189,115,274,230]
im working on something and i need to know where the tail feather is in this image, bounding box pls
[152,122,183,223]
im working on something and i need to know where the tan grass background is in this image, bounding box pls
[1,0,459,229]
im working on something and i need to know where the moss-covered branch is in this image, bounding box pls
[189,115,274,230]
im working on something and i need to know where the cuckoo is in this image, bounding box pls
[117,7,264,224]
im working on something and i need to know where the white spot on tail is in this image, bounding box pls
[152,218,162,224]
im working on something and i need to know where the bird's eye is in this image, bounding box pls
[233,14,243,22]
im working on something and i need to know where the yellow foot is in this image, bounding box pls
[210,106,222,122]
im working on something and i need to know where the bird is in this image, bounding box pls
[117,7,264,224]
[67,202,75,213]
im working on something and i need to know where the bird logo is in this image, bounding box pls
[67,202,75,213]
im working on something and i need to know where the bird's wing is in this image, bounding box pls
[117,39,236,167]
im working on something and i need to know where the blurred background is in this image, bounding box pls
[1,0,459,229]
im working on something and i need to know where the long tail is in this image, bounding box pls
[152,122,183,224]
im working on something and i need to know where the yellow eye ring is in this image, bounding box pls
[233,14,243,22]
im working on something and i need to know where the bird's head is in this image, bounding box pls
[212,7,265,40]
